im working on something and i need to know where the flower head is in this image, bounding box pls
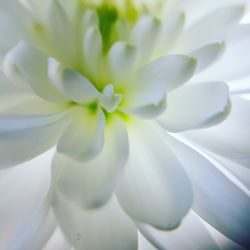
[0,0,250,249]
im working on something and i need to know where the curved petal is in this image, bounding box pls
[83,26,103,81]
[139,210,220,250]
[52,193,138,250]
[57,107,105,161]
[130,15,161,64]
[0,112,68,168]
[125,55,197,108]
[108,42,137,85]
[48,58,98,104]
[122,98,166,119]
[0,150,55,249]
[158,82,230,132]
[116,121,193,230]
[167,136,250,248]
[53,118,128,208]
[181,5,245,52]
[191,42,225,73]
[3,42,66,102]
[196,34,250,81]
[184,97,250,161]
[155,11,185,56]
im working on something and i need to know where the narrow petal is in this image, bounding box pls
[53,118,128,208]
[0,112,68,167]
[57,108,105,161]
[125,55,197,108]
[83,26,103,80]
[167,136,250,248]
[139,210,220,250]
[116,121,193,230]
[155,11,185,56]
[158,82,230,132]
[108,42,137,85]
[0,151,55,249]
[3,42,65,102]
[48,58,98,104]
[122,98,166,119]
[47,0,77,65]
[184,97,250,161]
[196,34,250,81]
[191,42,225,73]
[181,5,245,52]
[52,194,138,250]
[130,15,161,63]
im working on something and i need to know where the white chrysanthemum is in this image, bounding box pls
[0,0,250,249]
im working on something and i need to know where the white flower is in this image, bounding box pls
[0,0,250,249]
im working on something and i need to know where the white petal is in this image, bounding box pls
[131,15,161,64]
[167,136,250,248]
[100,84,122,112]
[159,82,230,132]
[3,42,65,102]
[43,227,72,250]
[53,118,128,208]
[52,194,138,250]
[155,11,185,56]
[139,210,220,250]
[0,150,55,249]
[184,97,250,160]
[125,55,197,108]
[48,58,98,104]
[209,154,250,191]
[47,0,77,66]
[191,42,225,73]
[83,26,103,81]
[116,121,193,230]
[122,98,166,119]
[181,5,245,52]
[57,108,105,161]
[0,112,68,167]
[196,34,250,81]
[108,42,137,85]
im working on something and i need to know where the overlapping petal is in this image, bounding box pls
[116,121,193,230]
[53,117,128,208]
[158,82,230,132]
[52,194,138,250]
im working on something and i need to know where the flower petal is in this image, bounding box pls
[167,136,250,248]
[53,117,128,208]
[184,97,250,161]
[0,112,68,167]
[139,210,220,250]
[181,5,245,52]
[125,55,197,108]
[108,41,137,85]
[130,15,161,64]
[195,34,250,81]
[83,26,103,81]
[3,42,66,102]
[43,227,72,250]
[116,121,193,230]
[48,58,98,104]
[57,108,105,161]
[52,194,138,250]
[155,11,185,56]
[158,82,230,132]
[47,0,77,66]
[191,42,225,73]
[122,98,166,119]
[0,151,56,249]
